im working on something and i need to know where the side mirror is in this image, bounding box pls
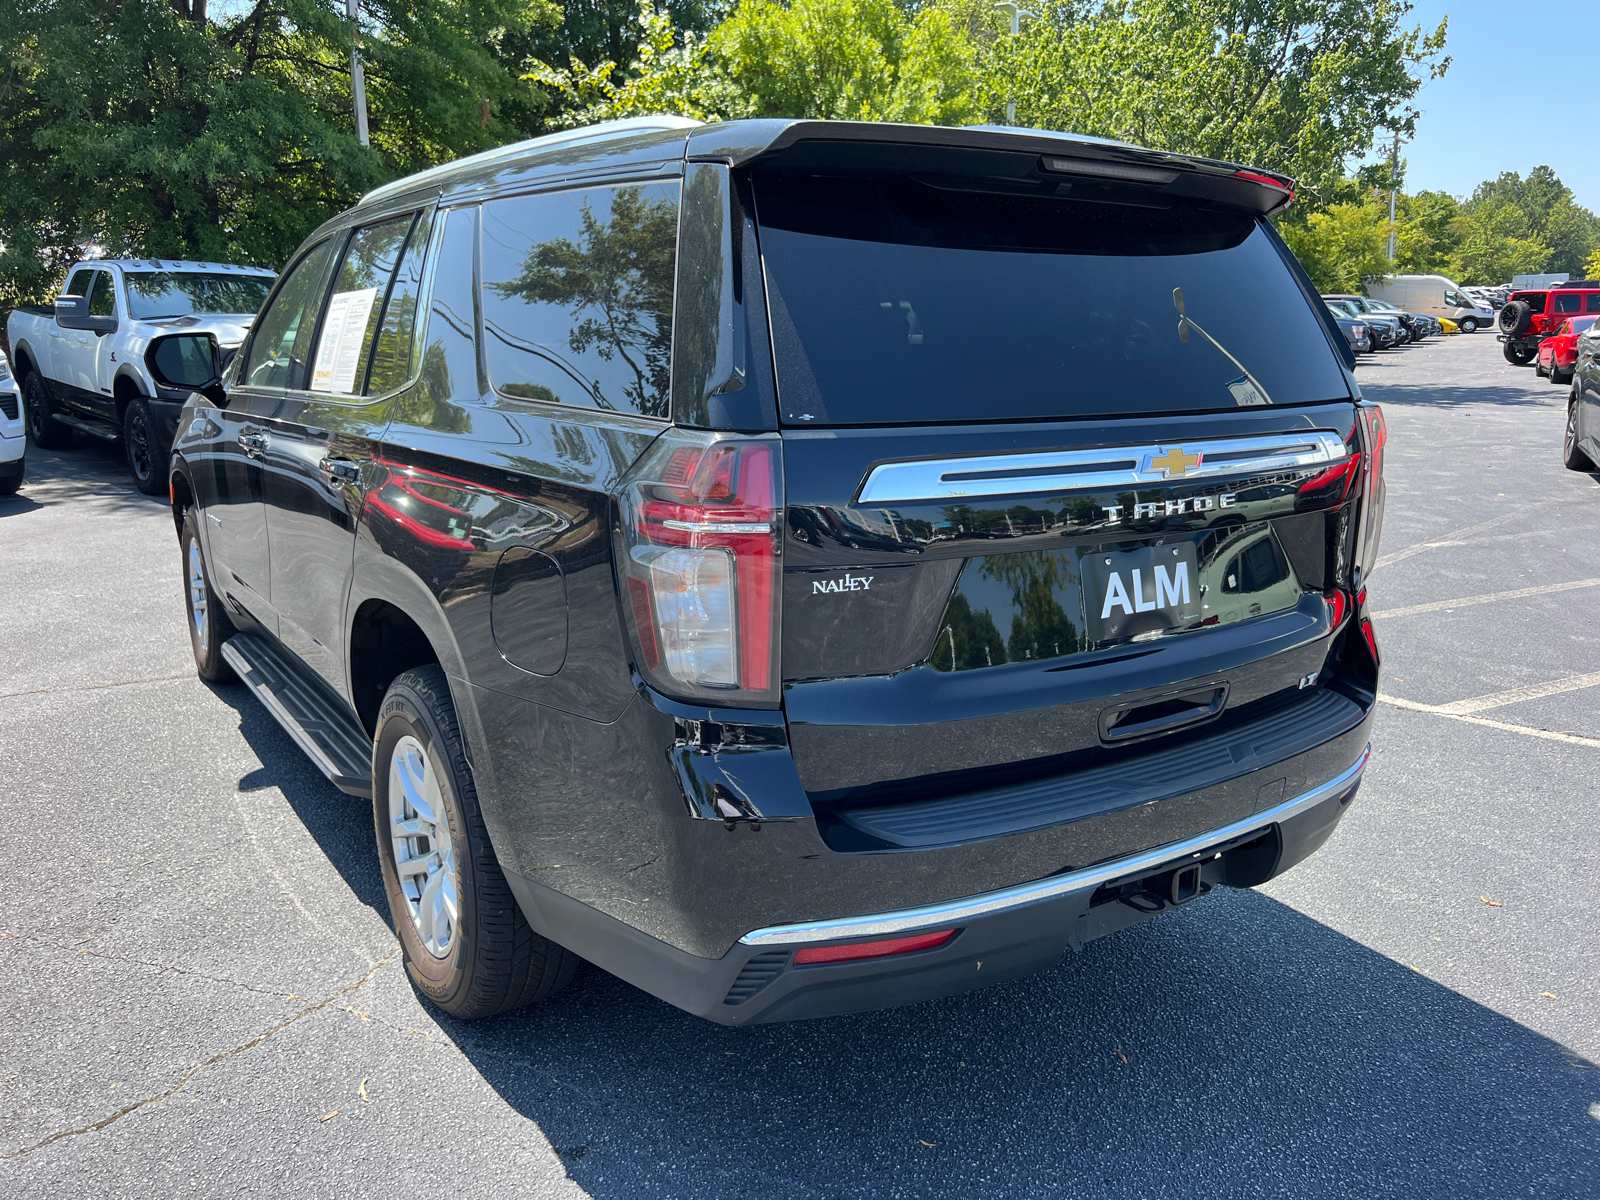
[55,296,117,335]
[146,333,224,405]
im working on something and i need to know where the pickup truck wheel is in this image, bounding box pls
[181,508,238,682]
[22,373,72,449]
[374,666,578,1019]
[1564,396,1594,471]
[124,399,165,495]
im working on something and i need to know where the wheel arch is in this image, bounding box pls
[169,462,195,537]
[11,340,40,380]
[346,558,472,740]
[112,366,149,422]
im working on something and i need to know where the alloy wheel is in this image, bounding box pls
[388,735,460,959]
[1567,401,1580,460]
[187,539,209,655]
[127,407,152,483]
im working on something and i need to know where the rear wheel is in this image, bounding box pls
[374,665,578,1019]
[22,373,72,449]
[1460,317,1478,333]
[124,399,165,495]
[1565,396,1594,470]
[1504,341,1536,365]
[181,507,238,682]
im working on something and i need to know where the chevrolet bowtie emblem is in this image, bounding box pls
[1149,447,1202,477]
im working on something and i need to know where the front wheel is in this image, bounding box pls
[374,666,578,1019]
[1536,353,1548,378]
[124,399,165,495]
[1564,396,1594,471]
[23,373,72,449]
[182,507,238,681]
[1460,318,1478,333]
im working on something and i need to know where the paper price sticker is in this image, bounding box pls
[310,288,379,394]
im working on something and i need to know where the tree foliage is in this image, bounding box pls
[0,0,563,306]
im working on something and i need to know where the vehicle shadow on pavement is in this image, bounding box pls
[1,443,171,518]
[207,678,391,920]
[442,889,1599,1199]
[1357,382,1557,408]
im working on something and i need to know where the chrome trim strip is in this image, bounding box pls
[855,431,1348,504]
[739,745,1370,947]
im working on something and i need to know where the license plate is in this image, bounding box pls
[1082,542,1201,642]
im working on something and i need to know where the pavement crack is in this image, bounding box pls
[7,932,293,1000]
[1,949,399,1162]
[0,673,193,701]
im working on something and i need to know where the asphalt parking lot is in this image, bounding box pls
[3,331,1598,1199]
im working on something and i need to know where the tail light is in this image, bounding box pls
[1354,404,1387,583]
[616,431,783,708]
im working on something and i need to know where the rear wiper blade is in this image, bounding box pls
[1173,287,1273,407]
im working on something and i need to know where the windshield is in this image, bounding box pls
[754,175,1350,426]
[124,272,274,320]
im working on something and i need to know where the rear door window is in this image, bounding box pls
[63,269,93,299]
[310,216,414,396]
[1554,292,1583,314]
[1587,294,1600,313]
[754,174,1350,426]
[479,182,679,417]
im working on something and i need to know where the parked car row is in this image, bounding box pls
[1323,293,1444,356]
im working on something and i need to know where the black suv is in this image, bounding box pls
[168,117,1386,1025]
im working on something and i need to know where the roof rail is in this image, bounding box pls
[360,115,704,208]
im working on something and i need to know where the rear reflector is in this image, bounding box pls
[793,929,956,965]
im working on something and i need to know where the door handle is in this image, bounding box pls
[320,457,362,484]
[237,432,268,457]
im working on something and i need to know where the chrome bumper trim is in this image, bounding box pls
[854,431,1349,504]
[739,744,1371,947]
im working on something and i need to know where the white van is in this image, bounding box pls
[1367,274,1496,332]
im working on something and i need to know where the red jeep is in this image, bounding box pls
[1499,281,1600,363]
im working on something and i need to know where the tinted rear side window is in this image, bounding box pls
[755,175,1350,426]
[480,182,679,418]
[1554,292,1583,314]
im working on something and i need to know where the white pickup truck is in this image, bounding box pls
[8,259,275,492]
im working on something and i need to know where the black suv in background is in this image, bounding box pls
[168,117,1386,1025]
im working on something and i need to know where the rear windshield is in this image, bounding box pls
[754,175,1350,426]
[125,272,274,320]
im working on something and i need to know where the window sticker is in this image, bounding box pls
[310,287,379,393]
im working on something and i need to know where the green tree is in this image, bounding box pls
[1277,198,1391,292]
[0,0,559,307]
[1393,189,1460,274]
[533,0,977,125]
[1449,199,1549,285]
[1464,167,1600,277]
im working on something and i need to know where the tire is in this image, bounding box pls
[1460,318,1478,333]
[1536,353,1548,378]
[0,460,22,496]
[124,398,165,495]
[181,507,238,682]
[1504,341,1536,365]
[1564,395,1594,471]
[374,665,578,1019]
[1499,301,1532,335]
[1551,363,1570,386]
[22,372,72,449]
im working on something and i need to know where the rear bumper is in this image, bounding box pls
[506,746,1370,1024]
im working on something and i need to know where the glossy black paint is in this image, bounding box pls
[171,120,1382,1018]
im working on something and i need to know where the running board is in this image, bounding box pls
[220,634,373,798]
[53,412,119,442]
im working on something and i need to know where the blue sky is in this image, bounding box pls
[1353,2,1598,209]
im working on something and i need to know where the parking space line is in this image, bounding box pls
[1375,505,1534,569]
[1377,695,1600,748]
[1372,577,1600,619]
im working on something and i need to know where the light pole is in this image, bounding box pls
[994,2,1036,126]
[1387,131,1402,261]
[348,0,370,146]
